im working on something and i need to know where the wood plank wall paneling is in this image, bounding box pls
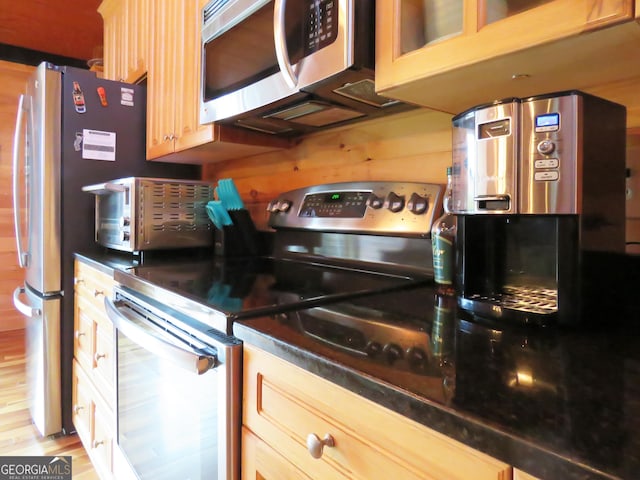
[202,76,640,254]
[0,60,33,331]
[203,108,454,230]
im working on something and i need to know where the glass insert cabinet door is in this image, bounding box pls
[399,0,554,54]
[376,0,634,114]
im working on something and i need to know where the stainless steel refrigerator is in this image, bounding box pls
[11,62,199,436]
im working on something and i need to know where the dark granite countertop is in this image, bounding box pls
[77,251,640,480]
[233,287,640,480]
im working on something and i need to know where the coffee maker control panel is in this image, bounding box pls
[537,139,556,155]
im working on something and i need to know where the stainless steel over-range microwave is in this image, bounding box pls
[200,0,410,136]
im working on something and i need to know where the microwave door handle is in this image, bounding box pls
[274,0,297,88]
[12,94,29,268]
[104,297,217,375]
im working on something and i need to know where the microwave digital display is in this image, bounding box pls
[535,113,560,132]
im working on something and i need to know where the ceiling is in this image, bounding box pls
[0,0,103,62]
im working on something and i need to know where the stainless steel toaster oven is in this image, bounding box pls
[83,177,214,252]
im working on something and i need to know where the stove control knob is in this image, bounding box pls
[537,139,556,155]
[266,200,279,213]
[384,192,405,213]
[366,193,384,209]
[406,347,428,368]
[277,199,292,213]
[383,343,403,364]
[365,341,382,357]
[121,231,130,243]
[407,193,429,215]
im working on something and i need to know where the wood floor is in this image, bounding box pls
[0,328,99,479]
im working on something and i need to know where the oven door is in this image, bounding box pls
[200,0,354,124]
[105,291,241,480]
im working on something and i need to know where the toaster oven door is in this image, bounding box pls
[84,182,134,251]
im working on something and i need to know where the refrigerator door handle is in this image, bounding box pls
[13,286,42,318]
[12,94,29,268]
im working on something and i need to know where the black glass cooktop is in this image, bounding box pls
[120,256,430,319]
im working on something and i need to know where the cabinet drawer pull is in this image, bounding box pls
[306,433,335,459]
[92,439,104,449]
[94,289,104,298]
[75,330,86,339]
[73,404,84,414]
[75,278,85,286]
[94,352,106,363]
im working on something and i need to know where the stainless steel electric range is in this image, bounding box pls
[106,181,444,480]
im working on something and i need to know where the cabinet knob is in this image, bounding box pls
[75,278,85,286]
[94,289,104,298]
[94,352,106,363]
[74,330,85,339]
[73,404,84,414]
[306,433,335,459]
[92,439,104,449]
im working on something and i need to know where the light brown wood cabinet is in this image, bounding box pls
[242,343,512,480]
[99,0,149,84]
[98,0,290,164]
[514,469,542,480]
[72,260,116,480]
[147,0,291,163]
[146,0,201,159]
[376,0,640,114]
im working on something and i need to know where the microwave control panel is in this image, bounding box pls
[305,0,338,54]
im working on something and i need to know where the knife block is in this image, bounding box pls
[214,209,260,257]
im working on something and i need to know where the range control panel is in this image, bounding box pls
[267,181,444,236]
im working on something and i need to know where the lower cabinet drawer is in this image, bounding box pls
[243,344,512,480]
[92,402,114,478]
[72,359,114,480]
[72,360,92,447]
[242,427,320,480]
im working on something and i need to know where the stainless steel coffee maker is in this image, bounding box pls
[451,91,626,326]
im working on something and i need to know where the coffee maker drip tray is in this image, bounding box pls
[467,285,558,316]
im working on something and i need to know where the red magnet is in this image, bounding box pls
[97,86,108,107]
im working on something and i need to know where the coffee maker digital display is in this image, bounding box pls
[451,91,626,326]
[535,113,560,131]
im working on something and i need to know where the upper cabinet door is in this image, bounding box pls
[146,0,181,160]
[99,0,149,83]
[376,0,638,114]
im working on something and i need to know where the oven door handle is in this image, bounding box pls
[104,297,218,375]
